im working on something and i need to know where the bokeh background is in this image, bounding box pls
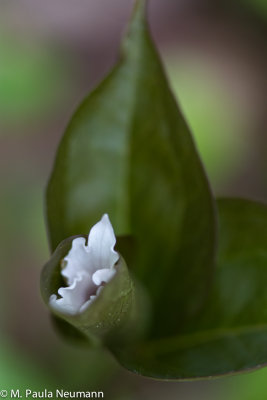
[0,0,267,398]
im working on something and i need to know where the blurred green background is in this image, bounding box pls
[0,0,267,398]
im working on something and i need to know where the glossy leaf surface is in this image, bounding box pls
[46,0,216,337]
[113,199,267,379]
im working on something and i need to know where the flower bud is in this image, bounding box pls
[41,215,146,345]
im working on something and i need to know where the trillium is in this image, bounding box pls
[50,214,119,315]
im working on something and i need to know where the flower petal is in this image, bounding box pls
[92,268,116,286]
[88,214,119,270]
[79,286,104,313]
[62,237,92,285]
[50,214,119,316]
[49,272,96,315]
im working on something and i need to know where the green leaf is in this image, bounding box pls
[46,0,216,338]
[113,199,267,379]
[40,235,138,345]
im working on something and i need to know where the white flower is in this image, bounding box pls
[49,214,119,315]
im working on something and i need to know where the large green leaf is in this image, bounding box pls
[113,199,267,379]
[46,0,216,339]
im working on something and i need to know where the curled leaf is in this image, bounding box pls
[41,232,140,344]
[45,0,217,340]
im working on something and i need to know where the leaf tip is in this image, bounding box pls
[129,0,148,29]
[133,0,148,15]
